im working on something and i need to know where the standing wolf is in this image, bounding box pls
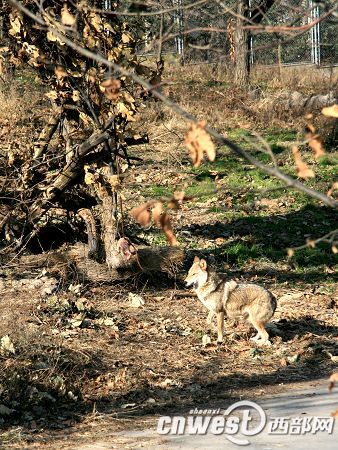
[185,256,277,345]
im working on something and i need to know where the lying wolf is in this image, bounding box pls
[185,256,277,345]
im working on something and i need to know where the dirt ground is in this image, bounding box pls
[0,236,337,448]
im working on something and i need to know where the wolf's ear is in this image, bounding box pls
[193,256,200,263]
[199,259,207,271]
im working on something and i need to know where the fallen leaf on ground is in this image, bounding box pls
[0,335,15,355]
[128,292,145,307]
[202,334,211,346]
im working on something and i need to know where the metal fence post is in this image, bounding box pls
[309,0,321,66]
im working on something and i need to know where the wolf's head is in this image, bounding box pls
[185,256,208,289]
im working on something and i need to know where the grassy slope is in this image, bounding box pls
[129,66,337,283]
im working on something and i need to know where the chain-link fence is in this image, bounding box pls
[251,4,337,67]
[166,1,337,68]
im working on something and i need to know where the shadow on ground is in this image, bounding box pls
[180,204,337,282]
[2,330,337,435]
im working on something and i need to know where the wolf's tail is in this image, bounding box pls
[270,292,277,313]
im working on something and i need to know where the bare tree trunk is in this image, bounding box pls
[233,0,276,88]
[97,187,120,269]
[234,0,250,88]
[78,208,99,260]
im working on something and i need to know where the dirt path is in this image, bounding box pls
[60,379,338,449]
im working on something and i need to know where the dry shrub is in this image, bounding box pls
[0,285,116,426]
[250,90,337,140]
[1,84,32,123]
[0,72,45,163]
[251,64,338,94]
[160,63,337,133]
[166,62,229,85]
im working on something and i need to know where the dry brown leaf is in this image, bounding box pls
[100,78,121,101]
[121,33,131,44]
[61,5,76,26]
[132,201,178,246]
[167,199,180,210]
[308,137,325,159]
[131,203,151,227]
[167,191,193,210]
[305,124,325,159]
[332,245,338,254]
[306,123,316,133]
[159,213,178,246]
[292,146,315,179]
[54,65,68,80]
[152,202,163,227]
[287,248,294,257]
[327,182,338,198]
[329,372,338,392]
[108,175,120,190]
[331,408,338,418]
[116,101,135,121]
[322,104,338,118]
[185,120,216,167]
[306,239,316,248]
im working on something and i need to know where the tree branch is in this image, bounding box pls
[29,128,110,221]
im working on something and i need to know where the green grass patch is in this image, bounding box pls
[225,128,297,160]
[265,129,297,143]
[227,128,251,142]
[203,79,229,88]
[317,154,338,167]
[186,178,216,199]
[142,185,175,198]
[184,203,337,280]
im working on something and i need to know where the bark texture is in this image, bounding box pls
[234,0,250,88]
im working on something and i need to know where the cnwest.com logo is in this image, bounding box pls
[156,400,335,445]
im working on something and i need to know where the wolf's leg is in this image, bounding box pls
[249,315,270,345]
[217,311,224,343]
[206,310,215,325]
[250,334,261,342]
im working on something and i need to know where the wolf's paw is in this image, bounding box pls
[216,339,223,345]
[257,339,272,346]
[250,335,261,342]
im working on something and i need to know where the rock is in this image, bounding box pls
[279,292,304,302]
[128,293,145,307]
[0,404,15,416]
[202,334,211,346]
